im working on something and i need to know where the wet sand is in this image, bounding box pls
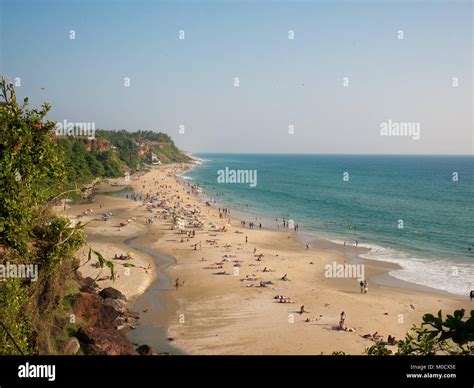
[62,164,470,355]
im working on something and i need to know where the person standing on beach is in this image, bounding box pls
[245,236,248,243]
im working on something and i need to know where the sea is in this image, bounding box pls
[180,154,474,296]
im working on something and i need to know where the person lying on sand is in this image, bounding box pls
[114,253,131,260]
[281,274,289,281]
[373,332,383,340]
[241,275,260,281]
[274,295,293,303]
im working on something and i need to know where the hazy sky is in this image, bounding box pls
[1,0,472,154]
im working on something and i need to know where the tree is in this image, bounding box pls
[0,78,64,248]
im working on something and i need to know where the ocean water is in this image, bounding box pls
[182,154,474,296]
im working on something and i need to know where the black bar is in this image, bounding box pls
[0,356,471,386]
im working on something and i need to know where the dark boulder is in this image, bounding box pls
[77,326,137,355]
[73,292,119,329]
[136,344,153,355]
[99,287,126,301]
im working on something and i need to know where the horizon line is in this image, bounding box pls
[185,152,474,157]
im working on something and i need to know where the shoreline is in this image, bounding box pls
[64,163,470,355]
[178,166,466,301]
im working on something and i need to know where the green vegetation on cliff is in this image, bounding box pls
[0,78,187,354]
[58,129,189,185]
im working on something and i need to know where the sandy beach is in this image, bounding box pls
[61,164,470,355]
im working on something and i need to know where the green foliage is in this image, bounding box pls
[0,278,31,354]
[0,78,65,248]
[33,215,86,272]
[58,138,122,184]
[58,128,188,186]
[87,248,115,281]
[423,309,474,348]
[365,341,392,355]
[363,310,474,356]
[95,129,190,168]
[0,78,187,354]
[0,78,89,354]
[395,326,443,355]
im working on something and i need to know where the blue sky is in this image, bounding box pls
[0,0,472,154]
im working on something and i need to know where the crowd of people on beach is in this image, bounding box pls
[76,164,423,354]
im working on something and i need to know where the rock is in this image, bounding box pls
[82,277,99,289]
[73,292,119,329]
[136,344,153,355]
[127,311,140,320]
[77,326,137,355]
[63,338,81,355]
[80,285,96,294]
[103,297,125,311]
[99,287,126,301]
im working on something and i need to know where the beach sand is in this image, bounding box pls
[61,164,470,355]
